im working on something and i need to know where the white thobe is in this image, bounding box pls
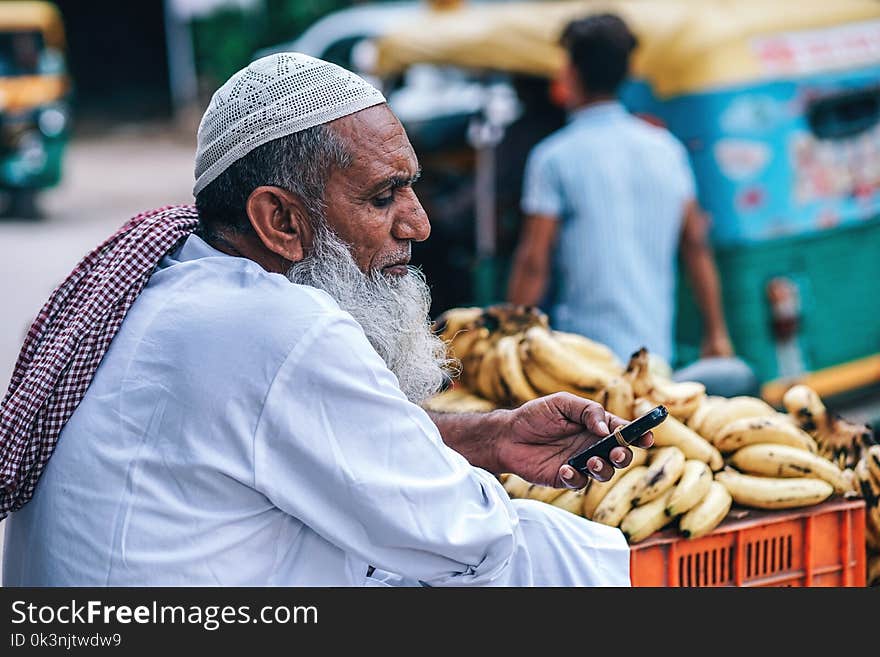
[2,234,629,586]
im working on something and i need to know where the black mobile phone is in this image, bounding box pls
[567,404,668,476]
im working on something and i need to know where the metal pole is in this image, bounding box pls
[474,123,497,305]
[467,83,519,305]
[164,0,199,118]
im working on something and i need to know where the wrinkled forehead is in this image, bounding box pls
[332,105,419,178]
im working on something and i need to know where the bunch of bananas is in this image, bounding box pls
[502,444,733,542]
[433,306,875,578]
[498,375,861,546]
[855,445,880,586]
[421,388,497,414]
[782,384,877,470]
[778,383,879,585]
[433,304,622,407]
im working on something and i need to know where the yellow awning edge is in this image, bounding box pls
[373,0,880,97]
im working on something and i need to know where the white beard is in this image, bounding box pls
[286,223,452,403]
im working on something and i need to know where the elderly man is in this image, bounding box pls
[1,54,649,586]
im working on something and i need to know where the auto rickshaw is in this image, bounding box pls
[368,0,880,416]
[0,1,71,217]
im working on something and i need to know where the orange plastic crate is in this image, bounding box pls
[629,497,866,587]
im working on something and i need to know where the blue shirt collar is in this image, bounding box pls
[568,100,627,124]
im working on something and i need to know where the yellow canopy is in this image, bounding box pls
[372,0,880,97]
[0,1,66,50]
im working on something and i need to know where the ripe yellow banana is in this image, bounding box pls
[700,396,777,445]
[855,457,880,504]
[714,469,834,510]
[686,395,726,435]
[500,473,531,499]
[622,348,704,420]
[459,330,492,386]
[631,446,686,506]
[622,348,653,398]
[679,481,732,539]
[591,465,650,527]
[784,387,872,469]
[870,504,880,545]
[648,379,706,422]
[523,482,566,504]
[551,488,587,516]
[523,326,610,394]
[552,330,622,370]
[866,513,880,552]
[494,335,538,405]
[866,445,880,485]
[520,348,602,400]
[782,384,829,436]
[620,488,676,543]
[781,386,874,470]
[713,415,818,454]
[634,398,723,470]
[856,459,880,541]
[446,323,490,363]
[474,343,507,403]
[816,416,873,471]
[601,377,635,420]
[666,460,713,516]
[422,388,496,414]
[482,303,549,335]
[728,443,853,494]
[580,450,648,519]
[647,352,674,380]
[869,554,880,587]
[434,306,483,344]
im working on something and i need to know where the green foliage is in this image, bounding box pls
[261,0,353,50]
[190,6,264,89]
[190,1,401,89]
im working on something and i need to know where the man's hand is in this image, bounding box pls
[701,331,734,358]
[496,393,654,490]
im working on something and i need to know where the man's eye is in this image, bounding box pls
[372,191,394,208]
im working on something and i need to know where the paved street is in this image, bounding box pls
[0,123,196,579]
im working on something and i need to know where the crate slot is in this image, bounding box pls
[746,533,795,579]
[677,545,734,586]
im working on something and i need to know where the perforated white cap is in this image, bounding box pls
[193,52,386,196]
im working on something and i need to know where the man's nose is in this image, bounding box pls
[392,189,430,242]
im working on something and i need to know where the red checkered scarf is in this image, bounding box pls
[0,205,200,518]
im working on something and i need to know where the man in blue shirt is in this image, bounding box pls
[507,13,756,396]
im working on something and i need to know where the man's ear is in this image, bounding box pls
[559,60,582,107]
[245,186,313,264]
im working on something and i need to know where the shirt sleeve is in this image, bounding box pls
[672,138,697,207]
[252,311,629,586]
[520,145,564,218]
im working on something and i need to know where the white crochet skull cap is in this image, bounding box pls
[193,52,386,196]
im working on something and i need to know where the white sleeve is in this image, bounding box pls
[253,312,630,586]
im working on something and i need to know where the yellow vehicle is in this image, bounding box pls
[0,1,70,216]
[369,0,880,417]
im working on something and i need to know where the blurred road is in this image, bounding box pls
[0,123,196,580]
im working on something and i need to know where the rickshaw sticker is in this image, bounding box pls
[720,96,788,133]
[790,123,880,204]
[752,19,880,77]
[736,185,767,211]
[816,208,840,230]
[714,139,771,180]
